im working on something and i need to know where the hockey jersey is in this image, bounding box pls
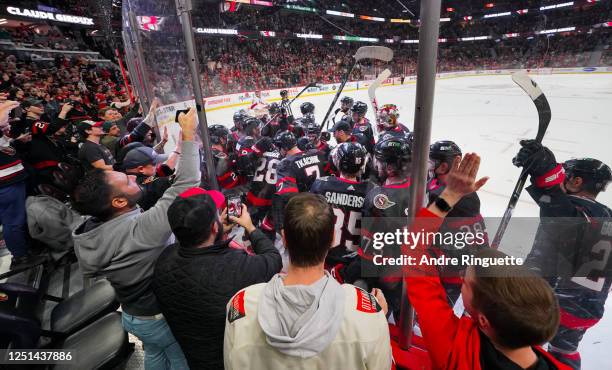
[525,184,612,323]
[310,176,371,264]
[352,118,375,153]
[377,123,411,142]
[247,150,281,207]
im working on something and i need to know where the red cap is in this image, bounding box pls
[178,187,225,210]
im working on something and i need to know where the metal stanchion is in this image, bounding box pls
[398,0,442,350]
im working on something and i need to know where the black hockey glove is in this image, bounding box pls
[513,140,564,188]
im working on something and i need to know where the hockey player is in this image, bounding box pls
[514,140,612,369]
[245,136,281,227]
[271,130,331,230]
[310,142,370,281]
[376,104,411,142]
[427,140,489,306]
[209,124,241,191]
[330,117,354,145]
[332,96,354,124]
[302,119,331,158]
[229,110,248,149]
[360,137,413,314]
[351,101,375,153]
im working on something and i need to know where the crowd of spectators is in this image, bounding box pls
[193,31,609,96]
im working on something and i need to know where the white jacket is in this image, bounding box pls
[224,282,392,370]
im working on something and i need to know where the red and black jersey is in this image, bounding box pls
[271,149,332,230]
[377,123,411,142]
[526,184,612,324]
[246,150,281,207]
[212,148,241,190]
[352,118,375,153]
[276,149,332,195]
[311,176,371,258]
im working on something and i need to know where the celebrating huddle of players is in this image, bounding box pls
[200,90,612,369]
[204,94,487,313]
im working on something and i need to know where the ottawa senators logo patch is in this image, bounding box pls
[355,287,381,313]
[227,290,246,323]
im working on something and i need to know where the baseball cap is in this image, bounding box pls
[123,146,169,169]
[102,121,117,133]
[167,187,226,247]
[77,120,104,135]
[330,118,352,133]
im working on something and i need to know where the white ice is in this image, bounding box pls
[207,73,612,369]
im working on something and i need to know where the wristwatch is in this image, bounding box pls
[435,197,452,212]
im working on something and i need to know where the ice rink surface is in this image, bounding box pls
[207,73,612,369]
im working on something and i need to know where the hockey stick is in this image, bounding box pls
[289,82,318,106]
[319,46,394,132]
[368,68,392,138]
[491,71,551,248]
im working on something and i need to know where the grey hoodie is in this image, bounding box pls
[72,141,201,316]
[257,272,345,358]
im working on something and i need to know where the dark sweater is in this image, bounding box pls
[153,230,282,370]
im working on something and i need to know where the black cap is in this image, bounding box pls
[167,188,225,247]
[330,118,352,133]
[123,147,169,169]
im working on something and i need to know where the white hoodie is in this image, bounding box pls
[224,273,392,370]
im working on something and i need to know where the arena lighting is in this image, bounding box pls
[516,9,529,14]
[440,18,451,22]
[540,2,574,11]
[6,6,94,25]
[390,18,411,23]
[333,35,379,42]
[326,10,355,18]
[504,32,520,38]
[438,38,448,43]
[464,16,473,21]
[538,26,576,34]
[195,28,238,35]
[296,33,323,39]
[251,0,273,6]
[485,3,495,8]
[484,11,511,18]
[402,39,419,43]
[360,15,386,22]
[460,36,491,41]
[283,5,317,13]
[446,7,454,12]
[260,31,275,37]
[385,39,395,43]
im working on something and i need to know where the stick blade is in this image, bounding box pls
[511,71,543,101]
[354,46,394,62]
[368,69,392,100]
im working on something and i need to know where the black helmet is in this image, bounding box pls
[334,142,367,175]
[300,102,315,115]
[352,101,368,116]
[209,124,229,145]
[236,135,256,154]
[273,130,297,151]
[233,110,248,129]
[429,140,462,163]
[374,137,411,166]
[563,158,611,193]
[269,102,281,115]
[340,96,354,109]
[280,89,289,97]
[297,136,315,151]
[243,117,262,135]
